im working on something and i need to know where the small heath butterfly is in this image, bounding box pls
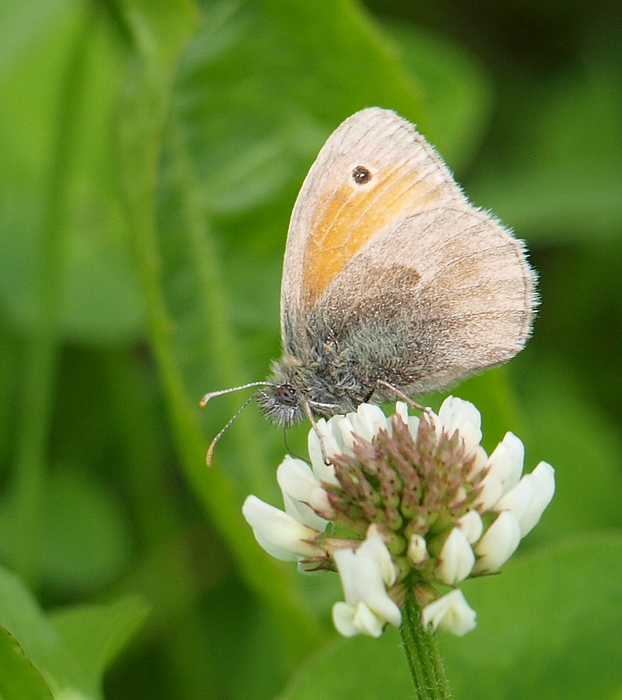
[203,108,537,449]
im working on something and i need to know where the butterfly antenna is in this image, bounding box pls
[206,393,257,466]
[200,381,273,407]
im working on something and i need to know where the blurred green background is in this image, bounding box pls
[0,0,621,698]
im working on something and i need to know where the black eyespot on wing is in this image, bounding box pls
[351,165,372,185]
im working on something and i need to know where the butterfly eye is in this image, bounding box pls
[275,383,297,406]
[351,165,372,185]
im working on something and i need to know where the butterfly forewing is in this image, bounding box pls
[281,108,463,343]
[278,107,536,396]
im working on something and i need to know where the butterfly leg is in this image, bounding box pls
[283,428,307,463]
[303,400,332,465]
[372,379,427,413]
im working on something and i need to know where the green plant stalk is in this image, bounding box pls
[400,595,453,700]
[11,7,93,586]
[166,117,274,498]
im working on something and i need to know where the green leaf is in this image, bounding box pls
[171,0,426,221]
[0,626,54,700]
[0,564,89,698]
[50,596,150,691]
[0,564,148,700]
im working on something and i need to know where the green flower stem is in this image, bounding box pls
[400,595,453,700]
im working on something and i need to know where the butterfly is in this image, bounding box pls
[202,108,537,457]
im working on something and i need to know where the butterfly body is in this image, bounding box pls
[255,108,537,427]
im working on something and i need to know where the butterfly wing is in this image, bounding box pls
[280,108,536,392]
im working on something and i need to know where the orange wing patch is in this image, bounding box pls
[302,163,447,305]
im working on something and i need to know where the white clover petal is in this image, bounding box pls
[456,510,484,544]
[488,432,525,493]
[334,548,359,601]
[407,534,428,564]
[332,536,401,637]
[474,472,504,511]
[493,471,534,520]
[421,589,477,636]
[242,496,322,561]
[436,396,483,454]
[333,415,359,452]
[276,456,330,531]
[395,401,410,426]
[407,414,421,440]
[345,403,389,444]
[517,462,555,536]
[473,511,521,574]
[471,445,489,473]
[307,421,340,485]
[436,527,475,585]
[332,601,385,638]
[363,530,399,586]
[475,432,525,510]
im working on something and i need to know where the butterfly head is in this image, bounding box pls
[256,355,344,427]
[255,381,305,427]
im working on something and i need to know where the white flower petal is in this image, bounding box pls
[307,420,342,484]
[363,532,398,586]
[333,548,358,601]
[333,537,401,633]
[277,456,330,530]
[517,462,555,536]
[408,414,421,440]
[332,601,385,638]
[407,534,428,564]
[456,511,484,544]
[475,432,525,510]
[473,511,521,574]
[494,472,535,521]
[474,473,504,511]
[242,496,322,561]
[332,415,358,453]
[349,403,388,443]
[437,396,482,454]
[395,401,410,426]
[421,589,477,636]
[436,527,475,585]
[488,432,525,493]
[331,601,360,637]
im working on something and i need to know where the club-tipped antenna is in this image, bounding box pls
[200,381,273,407]
[205,393,257,466]
[201,381,275,465]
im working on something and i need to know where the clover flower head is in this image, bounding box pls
[242,397,555,638]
